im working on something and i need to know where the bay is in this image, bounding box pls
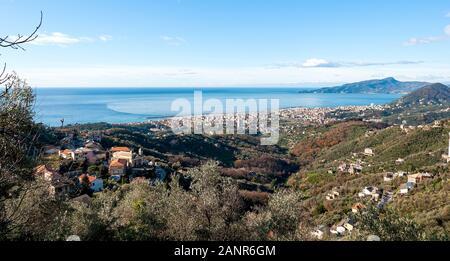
[34,88,401,127]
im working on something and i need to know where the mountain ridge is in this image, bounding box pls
[394,83,450,106]
[299,77,430,94]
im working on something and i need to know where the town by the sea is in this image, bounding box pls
[34,87,401,127]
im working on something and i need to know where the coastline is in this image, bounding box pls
[69,104,387,129]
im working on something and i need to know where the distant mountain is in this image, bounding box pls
[299,77,429,94]
[394,83,450,106]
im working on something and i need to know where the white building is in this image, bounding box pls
[364,148,374,156]
[395,158,405,164]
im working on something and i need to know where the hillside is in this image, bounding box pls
[285,119,450,237]
[326,83,450,126]
[381,83,450,125]
[300,77,429,94]
[394,83,450,107]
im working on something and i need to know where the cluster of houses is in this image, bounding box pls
[383,171,407,182]
[34,162,105,199]
[358,186,382,201]
[330,217,357,236]
[334,148,375,175]
[318,171,435,239]
[58,141,107,164]
[311,129,450,240]
[36,138,167,200]
[311,217,358,239]
[338,162,363,175]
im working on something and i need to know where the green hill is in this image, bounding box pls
[286,119,450,236]
[394,83,450,107]
[300,77,429,94]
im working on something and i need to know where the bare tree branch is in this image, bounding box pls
[0,11,43,50]
[0,11,43,91]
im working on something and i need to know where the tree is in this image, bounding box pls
[352,205,427,241]
[0,12,43,239]
[156,162,246,241]
[244,189,309,241]
[0,75,40,238]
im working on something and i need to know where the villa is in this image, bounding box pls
[111,147,144,167]
[109,158,128,176]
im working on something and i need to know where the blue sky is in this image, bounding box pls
[2,0,450,87]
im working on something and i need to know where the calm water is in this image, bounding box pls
[34,88,401,127]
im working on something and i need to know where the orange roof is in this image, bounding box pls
[111,147,131,152]
[352,203,366,210]
[79,174,97,183]
[109,158,127,168]
[35,165,71,186]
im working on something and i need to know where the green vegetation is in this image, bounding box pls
[1,73,449,241]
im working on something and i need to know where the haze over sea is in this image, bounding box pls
[34,88,401,127]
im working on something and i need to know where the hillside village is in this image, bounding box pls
[1,79,448,241]
[39,137,168,201]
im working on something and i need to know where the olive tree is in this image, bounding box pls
[245,189,309,241]
[352,205,427,241]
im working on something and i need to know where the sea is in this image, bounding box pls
[34,88,402,127]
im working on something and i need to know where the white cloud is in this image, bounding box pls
[31,32,88,45]
[272,59,422,68]
[31,32,112,46]
[160,35,186,46]
[404,36,444,46]
[17,62,450,88]
[99,35,113,41]
[445,25,450,35]
[446,12,450,17]
[405,24,450,46]
[301,58,339,68]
